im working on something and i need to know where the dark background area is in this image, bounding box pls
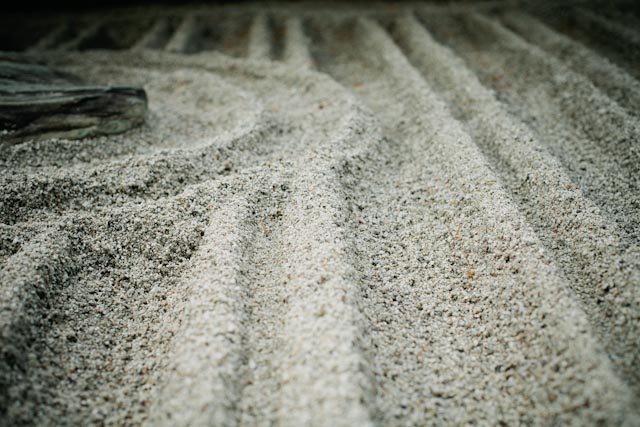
[4,0,209,12]
[1,0,455,13]
[0,0,554,13]
[3,0,636,13]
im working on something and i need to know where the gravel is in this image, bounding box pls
[1,3,639,426]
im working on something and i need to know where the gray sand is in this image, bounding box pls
[1,3,639,426]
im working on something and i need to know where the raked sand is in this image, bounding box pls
[1,3,639,426]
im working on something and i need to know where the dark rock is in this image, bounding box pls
[0,59,147,145]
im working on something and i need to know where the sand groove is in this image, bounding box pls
[539,5,640,80]
[387,11,640,396]
[27,24,69,53]
[0,3,639,426]
[131,19,173,51]
[420,11,640,244]
[146,187,257,427]
[307,15,635,424]
[499,11,640,118]
[165,15,199,54]
[282,17,314,68]
[247,14,272,61]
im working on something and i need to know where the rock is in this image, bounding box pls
[0,59,147,144]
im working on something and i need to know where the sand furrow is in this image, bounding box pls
[27,23,69,52]
[266,122,382,427]
[131,18,173,51]
[247,14,272,60]
[0,120,271,224]
[538,6,640,80]
[0,228,83,423]
[574,8,640,48]
[309,14,635,425]
[0,224,38,267]
[421,11,640,243]
[233,172,297,427]
[191,13,253,58]
[500,11,640,119]
[1,181,224,425]
[282,17,313,68]
[600,8,640,37]
[165,15,199,54]
[0,122,274,224]
[55,22,103,52]
[227,166,379,427]
[145,50,383,425]
[387,11,640,395]
[146,187,257,427]
[151,113,381,427]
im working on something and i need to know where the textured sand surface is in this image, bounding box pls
[1,2,639,426]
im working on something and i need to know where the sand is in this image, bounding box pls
[1,2,639,426]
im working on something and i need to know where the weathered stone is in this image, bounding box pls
[0,60,147,144]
